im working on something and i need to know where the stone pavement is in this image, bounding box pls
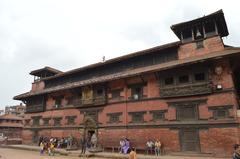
[0,144,230,159]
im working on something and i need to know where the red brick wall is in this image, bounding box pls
[200,127,240,157]
[22,130,33,144]
[178,36,224,60]
[98,128,180,152]
[31,81,45,92]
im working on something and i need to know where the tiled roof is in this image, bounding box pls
[0,122,23,128]
[30,66,63,76]
[42,41,180,81]
[0,114,23,120]
[14,47,240,100]
[171,10,229,39]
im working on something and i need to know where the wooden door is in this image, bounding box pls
[32,130,39,144]
[177,105,197,121]
[180,129,200,152]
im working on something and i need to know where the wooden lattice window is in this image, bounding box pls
[53,117,62,126]
[129,83,146,100]
[209,105,232,119]
[66,116,76,125]
[42,118,50,126]
[54,96,63,108]
[32,117,41,126]
[164,77,174,86]
[129,112,146,123]
[85,111,98,122]
[194,73,205,81]
[178,75,189,84]
[111,89,122,99]
[107,113,122,123]
[150,110,167,121]
[177,105,198,121]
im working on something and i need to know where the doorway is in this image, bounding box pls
[180,128,200,152]
[32,130,39,144]
[87,130,95,139]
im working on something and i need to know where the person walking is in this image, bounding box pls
[129,147,137,159]
[80,137,87,154]
[146,139,155,155]
[40,141,44,155]
[119,138,125,153]
[233,144,240,159]
[154,139,161,156]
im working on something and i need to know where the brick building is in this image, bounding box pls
[14,10,240,156]
[0,114,23,144]
[5,103,26,118]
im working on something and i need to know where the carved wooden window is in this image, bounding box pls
[214,109,228,119]
[67,94,82,106]
[164,77,174,86]
[66,116,76,125]
[194,73,205,81]
[209,105,232,119]
[26,96,45,113]
[150,110,166,121]
[82,87,93,100]
[129,83,145,100]
[129,112,145,123]
[107,112,122,123]
[54,96,63,108]
[53,117,62,126]
[111,89,122,99]
[32,117,40,126]
[177,105,197,121]
[43,118,50,126]
[132,87,142,100]
[178,75,189,84]
[97,89,103,96]
[85,111,98,122]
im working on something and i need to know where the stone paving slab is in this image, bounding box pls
[0,144,230,159]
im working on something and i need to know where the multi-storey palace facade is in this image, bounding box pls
[14,10,240,156]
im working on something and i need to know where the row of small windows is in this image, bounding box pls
[108,111,166,123]
[27,105,231,127]
[0,119,22,123]
[163,72,206,86]
[28,116,77,126]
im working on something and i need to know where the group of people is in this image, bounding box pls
[146,139,162,156]
[39,139,55,156]
[38,136,73,149]
[37,134,240,159]
[119,138,137,159]
[119,138,130,154]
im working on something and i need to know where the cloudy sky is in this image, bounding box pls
[0,0,240,109]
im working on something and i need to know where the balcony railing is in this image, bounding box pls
[26,104,44,113]
[70,96,106,107]
[160,82,212,98]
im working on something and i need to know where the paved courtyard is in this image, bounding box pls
[0,147,231,159]
[0,148,103,159]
